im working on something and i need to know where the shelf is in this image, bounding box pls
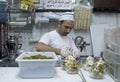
[93,8,120,13]
[7,7,72,13]
[35,9,73,12]
[7,8,34,13]
[7,8,35,32]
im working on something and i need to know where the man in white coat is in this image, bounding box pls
[36,12,80,58]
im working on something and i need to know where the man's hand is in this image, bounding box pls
[60,47,72,57]
[72,50,80,58]
[60,47,80,58]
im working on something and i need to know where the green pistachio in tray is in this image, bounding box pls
[23,54,53,59]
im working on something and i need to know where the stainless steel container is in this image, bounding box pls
[5,35,22,61]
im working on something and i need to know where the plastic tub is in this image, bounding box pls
[15,52,58,78]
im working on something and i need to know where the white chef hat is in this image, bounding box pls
[59,12,74,21]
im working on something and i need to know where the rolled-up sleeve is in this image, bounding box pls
[39,33,50,45]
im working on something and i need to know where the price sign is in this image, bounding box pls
[44,0,72,9]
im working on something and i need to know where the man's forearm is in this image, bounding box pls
[36,43,61,55]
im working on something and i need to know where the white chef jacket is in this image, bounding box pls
[39,30,79,54]
[39,30,80,66]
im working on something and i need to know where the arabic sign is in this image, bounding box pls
[44,0,72,9]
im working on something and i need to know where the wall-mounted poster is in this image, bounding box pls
[44,0,72,9]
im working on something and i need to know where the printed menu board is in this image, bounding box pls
[44,0,72,9]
